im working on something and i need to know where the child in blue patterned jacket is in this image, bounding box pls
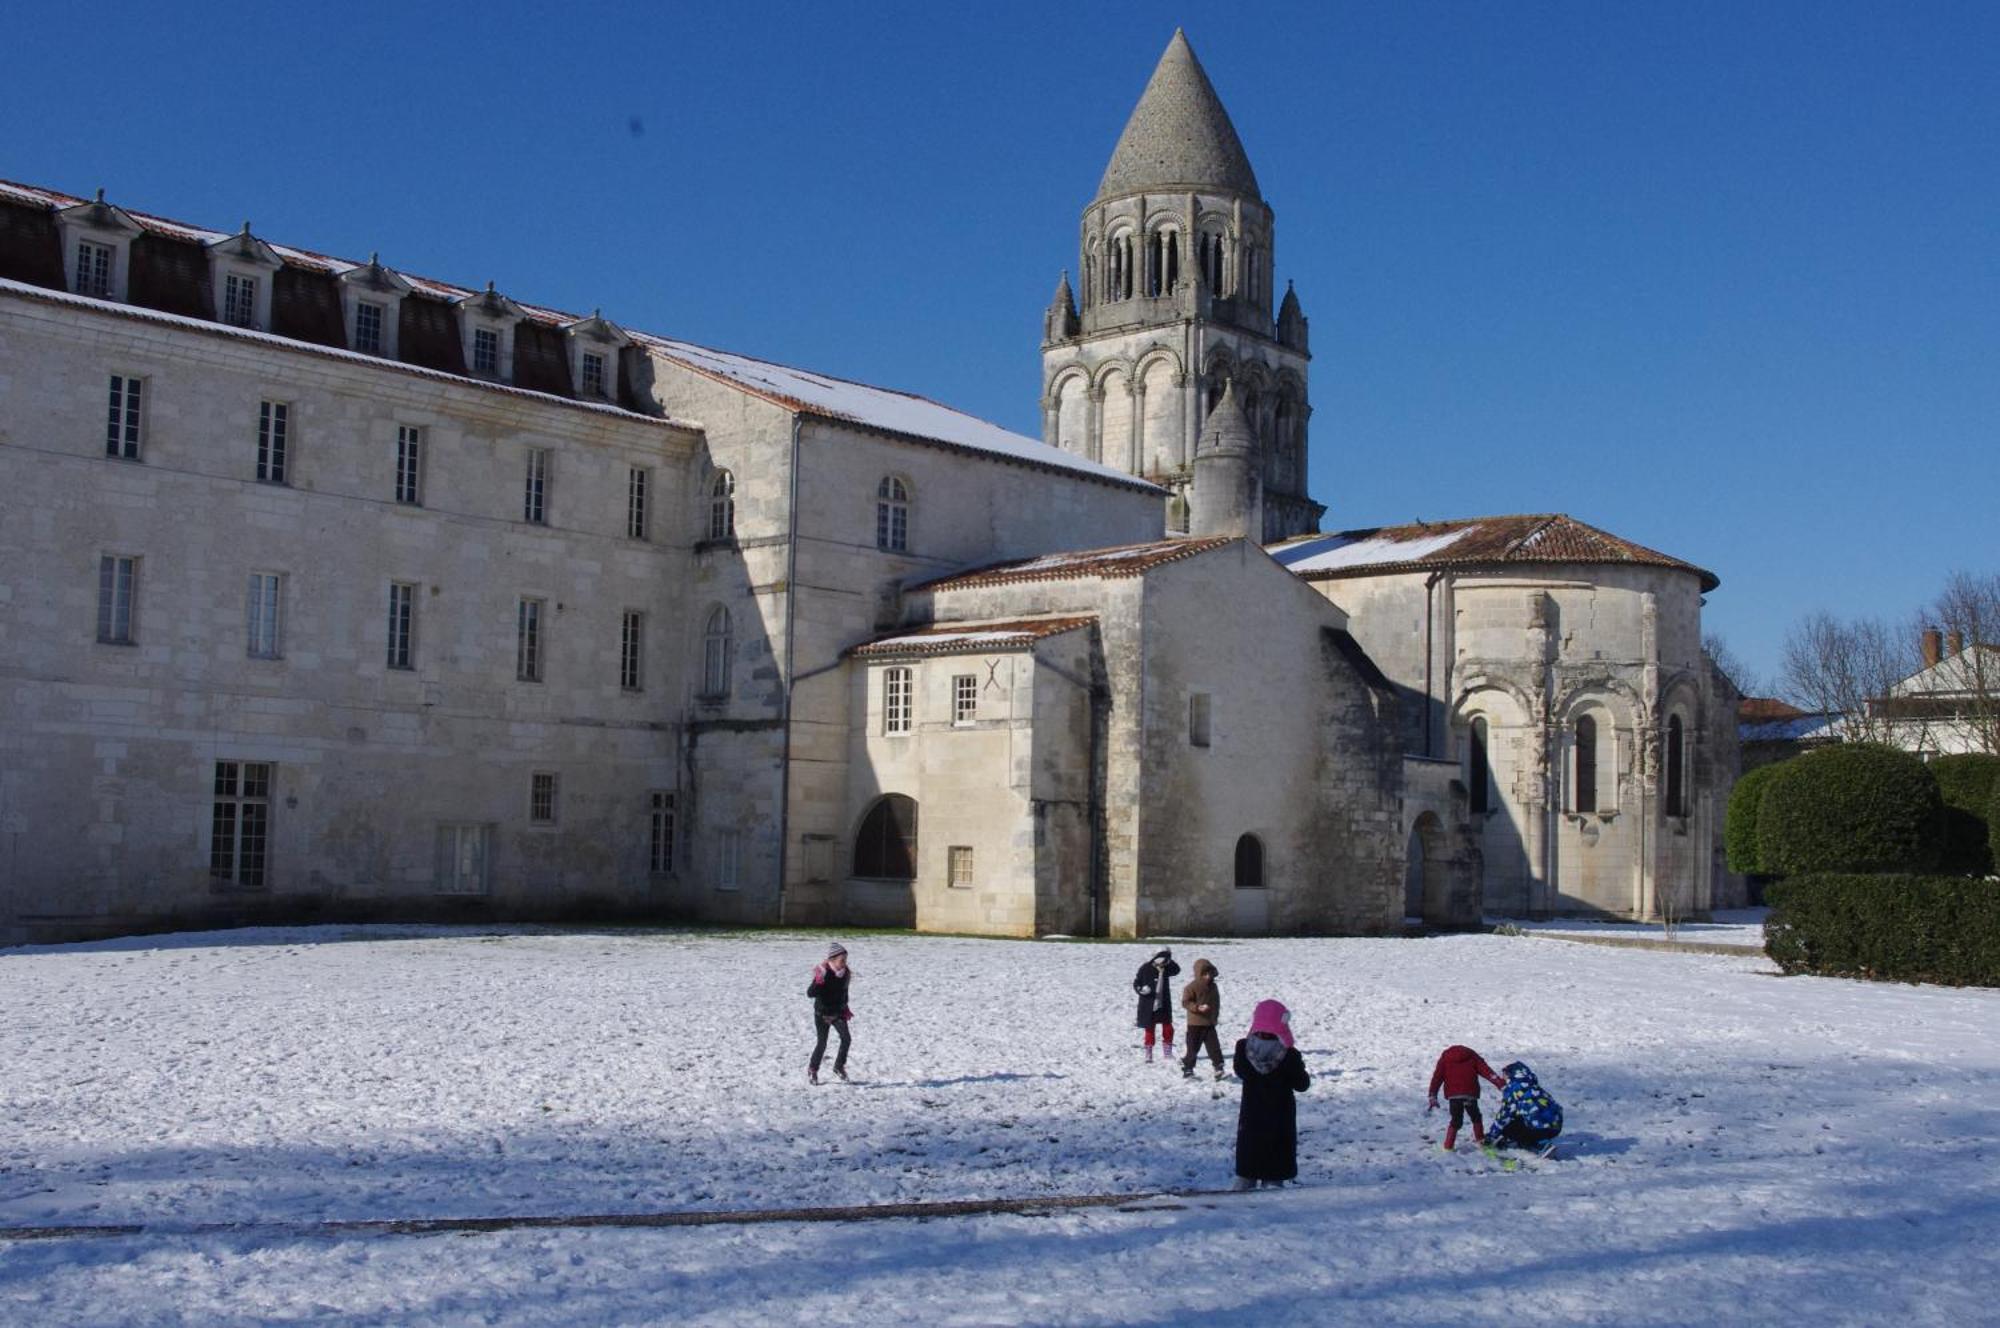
[1488,1061,1564,1152]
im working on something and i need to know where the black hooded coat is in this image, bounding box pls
[1233,1035,1311,1181]
[1132,951,1180,1028]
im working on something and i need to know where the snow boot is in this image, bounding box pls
[1442,1125,1458,1151]
[1213,1065,1227,1081]
[834,1067,849,1082]
[1182,1064,1194,1079]
[1230,1176,1255,1191]
[807,1067,819,1086]
[1144,1043,1154,1063]
[1471,1122,1487,1146]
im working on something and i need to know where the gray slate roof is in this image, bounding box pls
[1096,29,1262,202]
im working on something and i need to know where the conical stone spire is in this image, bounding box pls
[1096,29,1261,202]
[1045,270,1080,340]
[1197,380,1255,456]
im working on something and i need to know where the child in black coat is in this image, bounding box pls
[1232,999,1310,1189]
[1131,948,1180,1062]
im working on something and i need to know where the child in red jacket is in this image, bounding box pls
[1427,1044,1506,1150]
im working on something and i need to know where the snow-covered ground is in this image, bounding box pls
[0,925,1995,1326]
[1505,907,1771,949]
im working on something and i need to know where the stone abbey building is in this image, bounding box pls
[0,32,1737,944]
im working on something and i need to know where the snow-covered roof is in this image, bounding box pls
[632,332,1154,490]
[1,177,1152,490]
[1268,514,1719,592]
[915,536,1237,593]
[0,278,686,431]
[1888,643,1999,699]
[848,616,1097,659]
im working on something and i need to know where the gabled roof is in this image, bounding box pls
[0,177,1152,492]
[1268,515,1720,592]
[848,616,1097,659]
[915,536,1237,593]
[1097,30,1261,202]
[633,332,1154,491]
[1738,697,1807,724]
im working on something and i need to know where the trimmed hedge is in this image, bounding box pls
[1930,753,2000,876]
[1992,772,2000,872]
[1764,873,2000,985]
[1724,762,1786,876]
[1756,744,1944,875]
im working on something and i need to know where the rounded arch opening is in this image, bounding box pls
[852,794,918,881]
[1233,833,1265,891]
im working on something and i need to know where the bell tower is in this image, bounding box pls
[1041,29,1322,542]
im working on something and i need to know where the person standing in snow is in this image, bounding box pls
[806,943,853,1085]
[1232,999,1311,1189]
[1488,1060,1564,1151]
[1426,1044,1507,1150]
[1179,958,1225,1080]
[1132,948,1180,1062]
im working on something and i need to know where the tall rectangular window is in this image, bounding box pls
[257,401,289,484]
[580,351,606,398]
[517,597,544,682]
[716,831,742,892]
[952,674,978,726]
[626,467,649,540]
[1189,692,1212,747]
[211,760,272,888]
[529,772,559,826]
[948,845,974,889]
[105,375,143,459]
[649,791,677,874]
[523,448,548,524]
[394,425,423,505]
[472,327,500,376]
[246,572,284,659]
[883,666,913,735]
[386,581,415,670]
[223,273,258,328]
[97,555,137,644]
[76,240,113,298]
[355,300,385,355]
[620,610,645,692]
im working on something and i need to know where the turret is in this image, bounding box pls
[1044,270,1079,342]
[1190,381,1260,539]
[1277,281,1308,351]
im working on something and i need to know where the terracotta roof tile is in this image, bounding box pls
[915,536,1237,592]
[1269,515,1719,592]
[1738,697,1806,723]
[848,616,1097,659]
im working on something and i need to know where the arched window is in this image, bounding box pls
[876,475,909,551]
[1234,834,1264,890]
[701,606,731,697]
[1574,714,1599,814]
[853,794,918,880]
[1469,717,1491,814]
[708,470,735,541]
[1163,230,1179,293]
[1199,230,1226,292]
[1665,715,1686,817]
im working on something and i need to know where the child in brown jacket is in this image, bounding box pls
[1180,958,1226,1079]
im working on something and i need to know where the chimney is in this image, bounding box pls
[1946,630,1965,658]
[1921,628,1942,668]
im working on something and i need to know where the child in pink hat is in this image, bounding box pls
[1231,999,1310,1189]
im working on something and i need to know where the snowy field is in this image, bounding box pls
[1506,907,1771,949]
[0,925,1995,1326]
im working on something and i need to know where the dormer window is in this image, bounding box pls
[56,191,139,303]
[206,225,280,331]
[562,310,628,402]
[339,255,411,359]
[77,241,114,298]
[355,301,385,354]
[456,283,522,383]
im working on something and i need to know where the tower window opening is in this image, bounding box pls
[1164,231,1178,293]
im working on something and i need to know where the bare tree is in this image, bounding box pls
[1778,611,1913,746]
[1703,631,1760,699]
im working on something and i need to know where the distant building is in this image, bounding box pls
[1738,697,1841,770]
[1873,631,1999,758]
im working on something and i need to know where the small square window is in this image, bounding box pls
[530,771,559,826]
[952,674,978,726]
[948,845,974,889]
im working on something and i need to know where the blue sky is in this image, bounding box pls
[5,1,1994,690]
